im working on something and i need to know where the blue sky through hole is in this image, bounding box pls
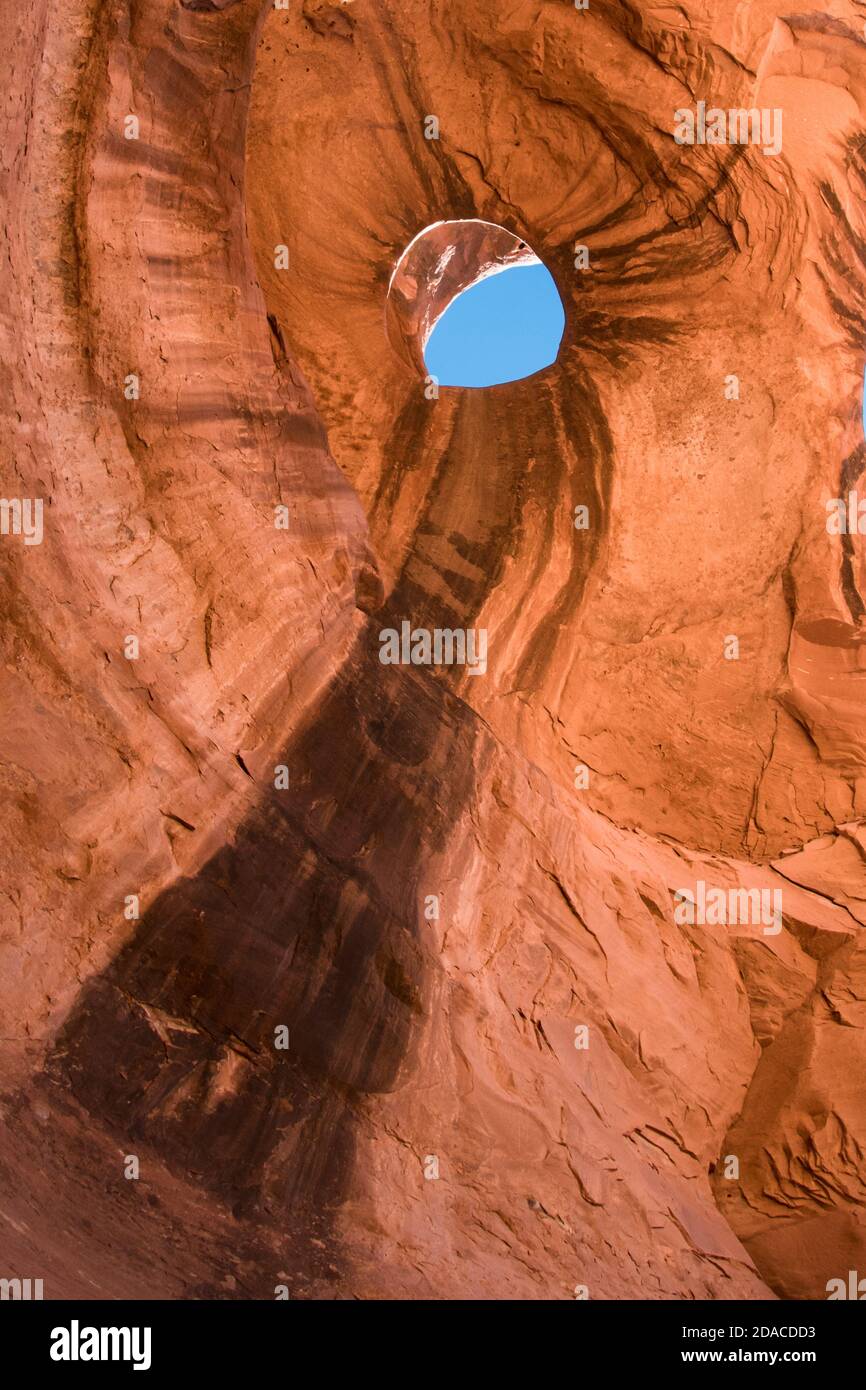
[424,262,565,388]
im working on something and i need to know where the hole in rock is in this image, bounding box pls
[386,219,565,388]
[425,263,565,388]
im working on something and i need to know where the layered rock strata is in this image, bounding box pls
[1,0,865,1300]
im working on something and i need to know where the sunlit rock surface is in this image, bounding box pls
[1,0,866,1300]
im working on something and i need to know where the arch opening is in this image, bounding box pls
[386,219,564,388]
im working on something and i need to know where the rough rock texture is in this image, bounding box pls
[1,0,866,1300]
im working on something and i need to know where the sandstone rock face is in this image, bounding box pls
[1,0,865,1301]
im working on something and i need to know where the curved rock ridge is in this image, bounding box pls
[0,0,864,1301]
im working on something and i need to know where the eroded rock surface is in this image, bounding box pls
[1,0,866,1300]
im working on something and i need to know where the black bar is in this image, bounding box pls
[1,1297,860,1375]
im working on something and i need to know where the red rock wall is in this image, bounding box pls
[1,0,865,1300]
